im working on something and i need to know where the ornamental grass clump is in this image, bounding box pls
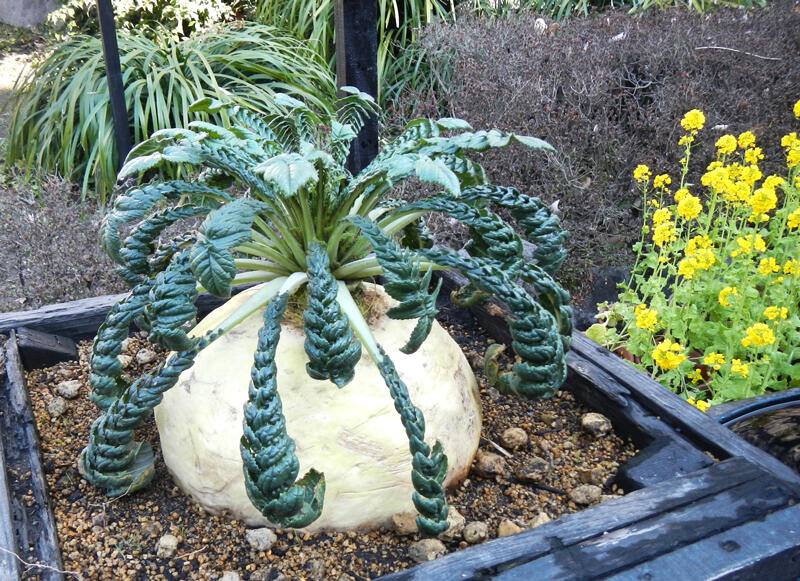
[78,89,571,536]
[589,100,800,407]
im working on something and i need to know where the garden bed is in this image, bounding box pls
[2,273,800,579]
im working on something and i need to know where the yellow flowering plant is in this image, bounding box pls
[588,101,800,407]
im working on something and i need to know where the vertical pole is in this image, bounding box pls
[335,0,378,174]
[96,0,132,172]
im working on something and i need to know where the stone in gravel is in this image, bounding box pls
[55,380,81,399]
[155,533,179,558]
[121,337,132,353]
[570,484,603,505]
[581,412,613,438]
[135,348,158,365]
[46,396,67,418]
[391,512,418,535]
[500,427,528,450]
[245,527,277,551]
[220,573,241,581]
[516,456,550,482]
[462,521,488,544]
[528,512,552,528]
[117,354,133,369]
[91,513,106,527]
[438,506,466,542]
[306,558,326,580]
[472,449,508,478]
[250,569,284,581]
[579,467,607,485]
[141,520,162,538]
[408,538,446,563]
[497,519,524,537]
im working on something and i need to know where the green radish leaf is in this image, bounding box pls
[253,153,318,197]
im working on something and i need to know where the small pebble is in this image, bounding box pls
[220,572,241,581]
[250,569,283,581]
[90,513,106,528]
[135,348,158,365]
[155,533,179,558]
[497,519,524,537]
[391,512,418,536]
[245,527,277,551]
[117,354,133,369]
[581,413,613,438]
[306,558,326,580]
[528,512,551,528]
[438,506,466,542]
[500,427,528,450]
[408,539,446,563]
[570,484,603,505]
[472,449,508,478]
[463,521,488,544]
[516,456,550,482]
[47,396,67,418]
[55,380,81,399]
[141,520,163,538]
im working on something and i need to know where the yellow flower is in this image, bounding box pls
[653,174,671,190]
[634,304,658,331]
[744,147,764,165]
[687,398,710,412]
[762,175,784,189]
[783,133,800,168]
[677,194,702,220]
[652,208,671,226]
[784,259,799,275]
[634,164,651,183]
[741,323,776,348]
[674,188,690,202]
[795,98,800,119]
[677,258,695,279]
[788,208,800,229]
[748,187,777,217]
[653,221,677,247]
[703,352,725,370]
[678,135,694,146]
[757,257,780,275]
[730,359,749,378]
[718,286,738,307]
[763,306,788,320]
[753,234,766,252]
[715,135,737,155]
[687,369,704,385]
[651,339,687,371]
[681,109,705,134]
[737,131,756,150]
[686,235,712,255]
[692,248,715,271]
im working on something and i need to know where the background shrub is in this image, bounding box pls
[5,23,336,203]
[391,2,800,300]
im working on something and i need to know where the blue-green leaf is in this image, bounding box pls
[414,155,460,196]
[253,153,318,198]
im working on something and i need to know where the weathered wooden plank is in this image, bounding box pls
[603,503,800,581]
[14,328,78,370]
[0,285,257,341]
[0,332,64,581]
[376,457,765,580]
[570,333,800,488]
[0,427,22,580]
[491,472,798,579]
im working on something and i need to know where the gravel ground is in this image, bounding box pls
[26,310,635,581]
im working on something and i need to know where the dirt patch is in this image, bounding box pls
[26,309,635,580]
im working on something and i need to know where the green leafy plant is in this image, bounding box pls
[5,23,335,203]
[588,101,800,407]
[77,89,571,536]
[47,0,250,40]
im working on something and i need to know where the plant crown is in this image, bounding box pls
[77,89,572,536]
[588,99,800,408]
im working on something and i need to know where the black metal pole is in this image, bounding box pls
[96,0,132,172]
[335,0,378,174]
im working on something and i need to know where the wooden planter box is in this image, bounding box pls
[2,275,799,580]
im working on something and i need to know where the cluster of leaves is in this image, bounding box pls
[4,23,335,203]
[78,90,571,535]
[47,0,251,40]
[588,101,800,406]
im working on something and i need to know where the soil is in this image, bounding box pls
[24,305,635,581]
